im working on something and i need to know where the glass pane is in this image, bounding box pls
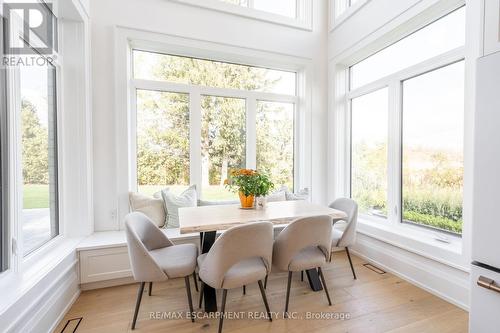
[351,88,388,218]
[256,101,294,189]
[201,96,246,200]
[219,0,249,6]
[20,64,58,255]
[350,7,465,89]
[133,50,296,95]
[136,90,190,196]
[253,0,296,18]
[402,61,464,234]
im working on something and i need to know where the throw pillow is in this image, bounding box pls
[161,185,197,228]
[128,192,166,228]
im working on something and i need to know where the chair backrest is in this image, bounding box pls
[198,222,273,289]
[329,198,358,247]
[272,215,332,272]
[124,212,173,282]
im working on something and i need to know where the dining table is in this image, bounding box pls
[179,200,347,312]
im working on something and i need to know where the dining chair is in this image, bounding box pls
[273,215,333,316]
[329,198,358,279]
[125,212,198,329]
[197,222,274,333]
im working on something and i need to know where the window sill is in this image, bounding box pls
[356,217,469,272]
[0,236,82,315]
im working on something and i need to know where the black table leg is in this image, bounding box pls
[305,268,323,291]
[201,231,218,312]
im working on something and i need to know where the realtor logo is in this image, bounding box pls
[2,2,57,55]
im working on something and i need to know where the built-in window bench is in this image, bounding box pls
[77,229,199,290]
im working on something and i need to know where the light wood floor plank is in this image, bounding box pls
[54,253,468,333]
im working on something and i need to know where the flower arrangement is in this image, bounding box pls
[225,169,274,208]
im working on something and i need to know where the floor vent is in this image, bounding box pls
[363,263,386,274]
[60,317,83,333]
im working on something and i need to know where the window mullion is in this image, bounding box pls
[189,90,202,198]
[388,80,402,226]
[246,98,257,170]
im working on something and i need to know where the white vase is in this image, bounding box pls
[256,196,267,209]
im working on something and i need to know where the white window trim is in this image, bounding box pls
[169,0,313,31]
[6,53,65,272]
[328,2,471,270]
[329,0,371,32]
[114,27,313,229]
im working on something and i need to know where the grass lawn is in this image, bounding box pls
[24,184,50,209]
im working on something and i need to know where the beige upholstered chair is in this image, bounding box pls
[125,212,198,329]
[197,222,273,333]
[273,215,333,316]
[329,198,358,279]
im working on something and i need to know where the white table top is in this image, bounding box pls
[179,200,347,234]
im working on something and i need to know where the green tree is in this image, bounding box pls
[22,100,49,184]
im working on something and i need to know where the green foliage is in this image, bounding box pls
[225,169,260,196]
[135,52,294,194]
[403,188,462,222]
[254,173,275,197]
[352,141,463,234]
[22,100,49,184]
[403,211,462,234]
[256,102,294,189]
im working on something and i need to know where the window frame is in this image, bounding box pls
[129,49,300,200]
[334,6,466,239]
[170,0,313,31]
[0,26,7,272]
[1,28,63,270]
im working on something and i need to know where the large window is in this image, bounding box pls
[132,50,298,200]
[20,64,59,255]
[136,90,190,196]
[348,7,465,235]
[402,61,464,234]
[351,88,388,218]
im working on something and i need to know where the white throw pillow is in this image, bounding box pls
[161,185,197,228]
[128,192,166,228]
[266,189,287,202]
[286,187,309,201]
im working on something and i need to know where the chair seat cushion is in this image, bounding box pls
[149,243,197,279]
[331,229,344,247]
[288,246,327,271]
[197,254,267,290]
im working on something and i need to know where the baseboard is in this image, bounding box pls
[1,254,81,333]
[80,276,136,290]
[48,289,81,333]
[351,233,470,311]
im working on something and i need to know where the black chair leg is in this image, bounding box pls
[318,267,332,306]
[218,289,228,333]
[184,276,195,323]
[258,280,272,322]
[131,282,145,330]
[148,282,152,296]
[192,272,199,292]
[198,281,205,309]
[243,285,246,295]
[346,247,357,280]
[284,272,292,318]
[301,271,304,281]
[264,274,268,289]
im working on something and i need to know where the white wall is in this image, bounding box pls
[90,0,329,231]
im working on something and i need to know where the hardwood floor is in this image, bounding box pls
[55,252,468,333]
